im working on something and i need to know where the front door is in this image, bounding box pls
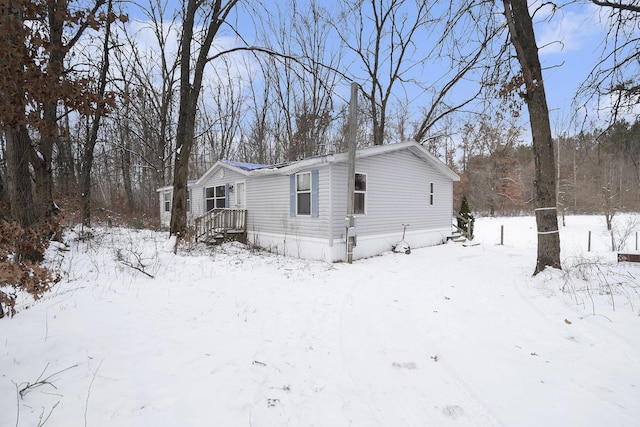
[236,182,245,209]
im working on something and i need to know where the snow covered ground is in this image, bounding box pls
[1,215,639,427]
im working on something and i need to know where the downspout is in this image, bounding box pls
[328,162,333,250]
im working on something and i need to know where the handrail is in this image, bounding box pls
[194,208,247,241]
[453,210,474,241]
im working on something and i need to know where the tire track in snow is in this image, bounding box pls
[338,271,386,426]
[338,256,504,426]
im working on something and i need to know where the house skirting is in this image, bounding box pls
[246,231,332,261]
[248,228,450,263]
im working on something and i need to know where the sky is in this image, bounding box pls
[534,2,612,131]
[114,0,625,141]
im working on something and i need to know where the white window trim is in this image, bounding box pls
[354,172,367,215]
[163,192,171,212]
[206,185,227,211]
[429,182,434,206]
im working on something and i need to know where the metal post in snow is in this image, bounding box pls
[588,230,591,252]
[346,82,358,264]
[500,225,504,246]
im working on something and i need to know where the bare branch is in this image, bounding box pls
[591,1,640,13]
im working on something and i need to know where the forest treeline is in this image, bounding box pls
[456,118,640,217]
[2,0,639,231]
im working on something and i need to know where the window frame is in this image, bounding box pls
[429,182,434,206]
[205,185,227,211]
[163,191,171,212]
[354,172,367,215]
[296,172,312,216]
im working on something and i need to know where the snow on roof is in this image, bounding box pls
[222,160,271,171]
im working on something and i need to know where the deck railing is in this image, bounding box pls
[453,211,474,241]
[194,208,247,242]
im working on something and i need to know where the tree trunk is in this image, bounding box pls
[169,0,239,239]
[30,1,67,222]
[5,127,39,228]
[503,0,561,274]
[56,112,78,197]
[119,115,135,213]
[79,140,94,226]
[80,0,112,226]
[31,102,56,221]
[169,87,198,236]
[169,0,198,238]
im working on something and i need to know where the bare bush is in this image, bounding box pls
[0,220,60,318]
[561,256,640,314]
[611,214,640,251]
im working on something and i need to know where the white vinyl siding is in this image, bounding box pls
[191,166,246,218]
[160,142,458,258]
[330,150,453,240]
[249,169,328,239]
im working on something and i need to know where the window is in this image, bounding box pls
[296,172,311,215]
[290,170,318,217]
[429,182,434,205]
[205,185,227,211]
[354,173,366,215]
[163,192,171,212]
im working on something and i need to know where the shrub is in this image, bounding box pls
[0,220,60,318]
[457,195,475,239]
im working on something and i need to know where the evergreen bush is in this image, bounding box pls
[457,196,475,240]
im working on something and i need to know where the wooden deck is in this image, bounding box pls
[618,253,640,263]
[194,208,247,244]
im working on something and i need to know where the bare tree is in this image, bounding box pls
[577,1,640,122]
[106,1,181,216]
[55,110,78,197]
[242,55,274,164]
[503,0,561,274]
[458,117,525,216]
[169,0,240,238]
[290,0,341,157]
[79,0,116,226]
[335,0,434,146]
[413,2,503,144]
[256,0,341,160]
[112,0,180,216]
[199,56,246,163]
[1,0,126,228]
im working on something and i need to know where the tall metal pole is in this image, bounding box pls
[346,82,358,263]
